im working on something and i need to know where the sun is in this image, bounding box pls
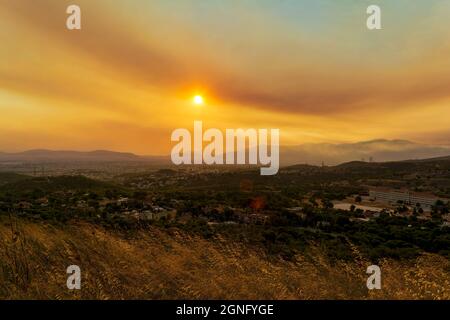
[193,95,204,105]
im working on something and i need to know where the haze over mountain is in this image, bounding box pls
[0,140,449,166]
[0,149,168,163]
[281,139,450,166]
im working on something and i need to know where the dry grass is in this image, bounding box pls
[0,218,449,300]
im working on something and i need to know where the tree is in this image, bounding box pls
[323,199,334,209]
[133,191,147,201]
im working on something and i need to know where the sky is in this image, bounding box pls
[0,0,449,155]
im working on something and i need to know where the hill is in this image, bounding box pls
[0,149,168,163]
[1,139,449,167]
[335,156,450,171]
[281,139,450,166]
[0,175,117,195]
[0,172,30,186]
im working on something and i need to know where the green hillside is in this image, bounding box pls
[0,172,30,186]
[0,175,117,195]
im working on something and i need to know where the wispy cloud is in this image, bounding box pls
[0,0,449,153]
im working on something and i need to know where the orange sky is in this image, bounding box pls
[0,0,449,155]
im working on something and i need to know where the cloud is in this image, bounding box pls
[0,0,449,153]
[2,0,450,117]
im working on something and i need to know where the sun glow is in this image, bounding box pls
[193,95,204,105]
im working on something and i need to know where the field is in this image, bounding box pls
[1,217,449,300]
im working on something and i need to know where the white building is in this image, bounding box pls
[369,188,445,210]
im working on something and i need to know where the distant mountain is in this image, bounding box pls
[281,139,450,166]
[0,149,168,163]
[409,155,450,162]
[1,139,449,166]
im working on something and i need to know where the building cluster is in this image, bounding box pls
[369,188,448,211]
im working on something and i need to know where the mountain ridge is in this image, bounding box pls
[0,139,449,166]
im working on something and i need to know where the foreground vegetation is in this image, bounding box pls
[0,157,449,299]
[1,218,449,300]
